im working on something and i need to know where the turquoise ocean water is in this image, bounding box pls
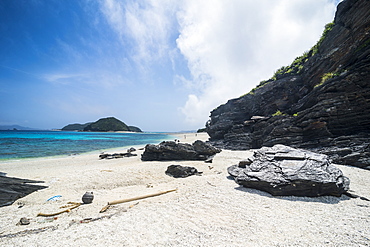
[0,130,173,160]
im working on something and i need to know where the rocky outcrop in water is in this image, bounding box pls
[206,0,370,169]
[61,117,142,132]
[228,145,350,197]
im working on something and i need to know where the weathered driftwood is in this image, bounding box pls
[0,175,47,207]
[37,202,81,217]
[100,189,177,213]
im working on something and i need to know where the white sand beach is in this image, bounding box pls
[0,132,369,246]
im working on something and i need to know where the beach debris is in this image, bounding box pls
[141,140,221,161]
[0,226,58,239]
[100,188,177,213]
[342,191,370,201]
[0,175,47,207]
[37,202,81,217]
[228,144,350,197]
[129,202,139,208]
[205,155,215,163]
[82,192,94,204]
[17,217,30,226]
[207,181,216,187]
[46,195,62,202]
[69,213,116,226]
[99,152,137,159]
[79,216,106,224]
[36,217,58,223]
[165,165,202,178]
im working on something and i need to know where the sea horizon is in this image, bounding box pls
[0,130,175,161]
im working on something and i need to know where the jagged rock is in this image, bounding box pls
[165,165,202,178]
[0,176,47,207]
[192,140,221,156]
[206,0,370,169]
[228,145,350,197]
[141,140,221,161]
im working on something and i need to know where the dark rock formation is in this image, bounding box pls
[228,145,350,197]
[0,175,47,207]
[141,140,221,161]
[206,0,370,169]
[99,152,137,159]
[165,165,202,178]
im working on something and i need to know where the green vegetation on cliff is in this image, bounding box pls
[244,21,335,97]
[271,22,334,81]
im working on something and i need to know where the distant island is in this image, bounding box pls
[61,117,142,132]
[0,125,38,131]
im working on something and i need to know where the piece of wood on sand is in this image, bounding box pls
[37,202,81,217]
[100,188,177,213]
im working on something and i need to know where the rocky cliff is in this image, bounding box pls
[206,0,370,169]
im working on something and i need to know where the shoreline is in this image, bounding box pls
[1,132,369,246]
[0,132,200,164]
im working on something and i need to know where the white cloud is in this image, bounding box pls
[98,0,126,38]
[43,73,86,84]
[99,0,176,64]
[95,0,338,130]
[42,70,130,91]
[176,0,337,128]
[180,94,210,125]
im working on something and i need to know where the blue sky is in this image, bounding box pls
[0,0,341,132]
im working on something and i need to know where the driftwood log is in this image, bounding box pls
[100,189,177,213]
[0,175,47,207]
[37,202,81,217]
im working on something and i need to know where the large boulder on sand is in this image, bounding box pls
[165,165,202,178]
[141,140,221,161]
[227,144,350,197]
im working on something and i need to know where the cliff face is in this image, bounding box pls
[206,0,370,169]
